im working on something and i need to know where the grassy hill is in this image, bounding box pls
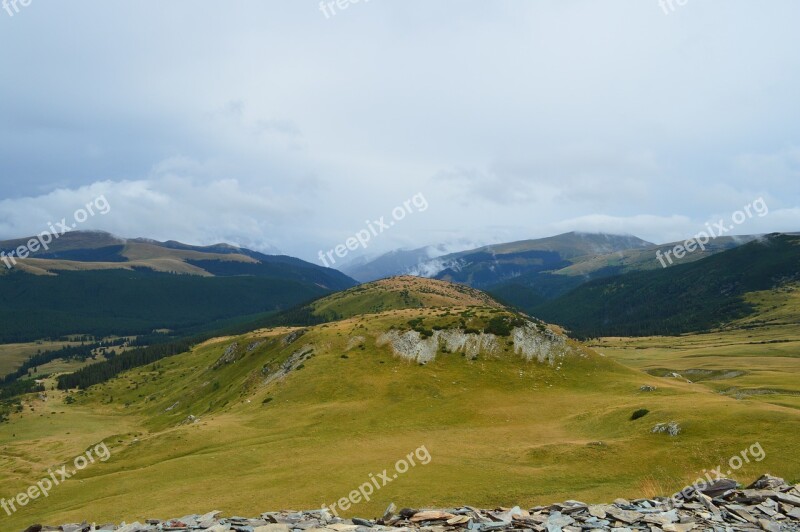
[308,276,504,319]
[0,232,356,344]
[1,277,798,528]
[487,235,761,310]
[529,233,800,337]
[431,232,654,289]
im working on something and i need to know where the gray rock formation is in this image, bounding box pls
[376,323,571,366]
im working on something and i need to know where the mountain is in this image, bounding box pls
[2,276,797,528]
[488,234,762,309]
[429,232,654,288]
[530,233,800,338]
[339,246,444,283]
[0,231,356,343]
[341,232,655,287]
[339,242,483,283]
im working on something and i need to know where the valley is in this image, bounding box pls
[1,278,798,529]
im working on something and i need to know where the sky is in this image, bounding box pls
[1,0,799,263]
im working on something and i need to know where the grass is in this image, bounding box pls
[592,286,800,410]
[1,281,798,528]
[0,341,80,378]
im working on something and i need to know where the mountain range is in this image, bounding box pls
[0,231,356,343]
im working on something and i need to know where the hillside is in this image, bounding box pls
[0,231,356,344]
[531,233,800,337]
[339,232,653,286]
[341,232,762,310]
[1,278,798,528]
[488,235,760,309]
[430,232,654,289]
[308,276,504,319]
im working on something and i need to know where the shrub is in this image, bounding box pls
[631,408,650,420]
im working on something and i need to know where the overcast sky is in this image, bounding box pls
[1,0,799,262]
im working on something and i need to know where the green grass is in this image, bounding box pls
[0,341,80,378]
[1,280,798,529]
[1,309,798,528]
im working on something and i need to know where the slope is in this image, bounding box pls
[0,231,356,344]
[1,278,798,528]
[488,235,760,310]
[531,233,800,337]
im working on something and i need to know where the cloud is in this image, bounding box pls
[435,147,659,206]
[0,1,798,260]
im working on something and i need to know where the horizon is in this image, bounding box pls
[1,2,799,261]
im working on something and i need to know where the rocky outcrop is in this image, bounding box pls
[510,324,570,365]
[377,323,570,365]
[261,345,315,386]
[652,421,682,437]
[30,475,800,531]
[212,342,241,369]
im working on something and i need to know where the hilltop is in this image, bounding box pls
[1,277,798,528]
[0,231,356,344]
[530,233,800,337]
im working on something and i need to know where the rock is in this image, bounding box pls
[758,518,782,532]
[587,505,608,519]
[651,421,681,436]
[605,507,643,524]
[410,511,456,522]
[748,474,787,490]
[213,342,241,368]
[382,502,398,521]
[254,525,291,532]
[29,475,799,532]
[661,523,697,532]
[115,524,146,532]
[283,329,307,345]
[698,478,738,498]
[640,385,657,392]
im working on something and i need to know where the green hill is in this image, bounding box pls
[1,277,798,529]
[530,233,800,338]
[0,232,356,344]
[431,232,654,289]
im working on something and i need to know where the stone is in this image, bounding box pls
[662,524,697,532]
[255,525,292,532]
[411,511,457,522]
[605,507,644,524]
[26,475,800,532]
[587,505,608,519]
[383,502,398,521]
[651,421,681,436]
[748,475,786,491]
